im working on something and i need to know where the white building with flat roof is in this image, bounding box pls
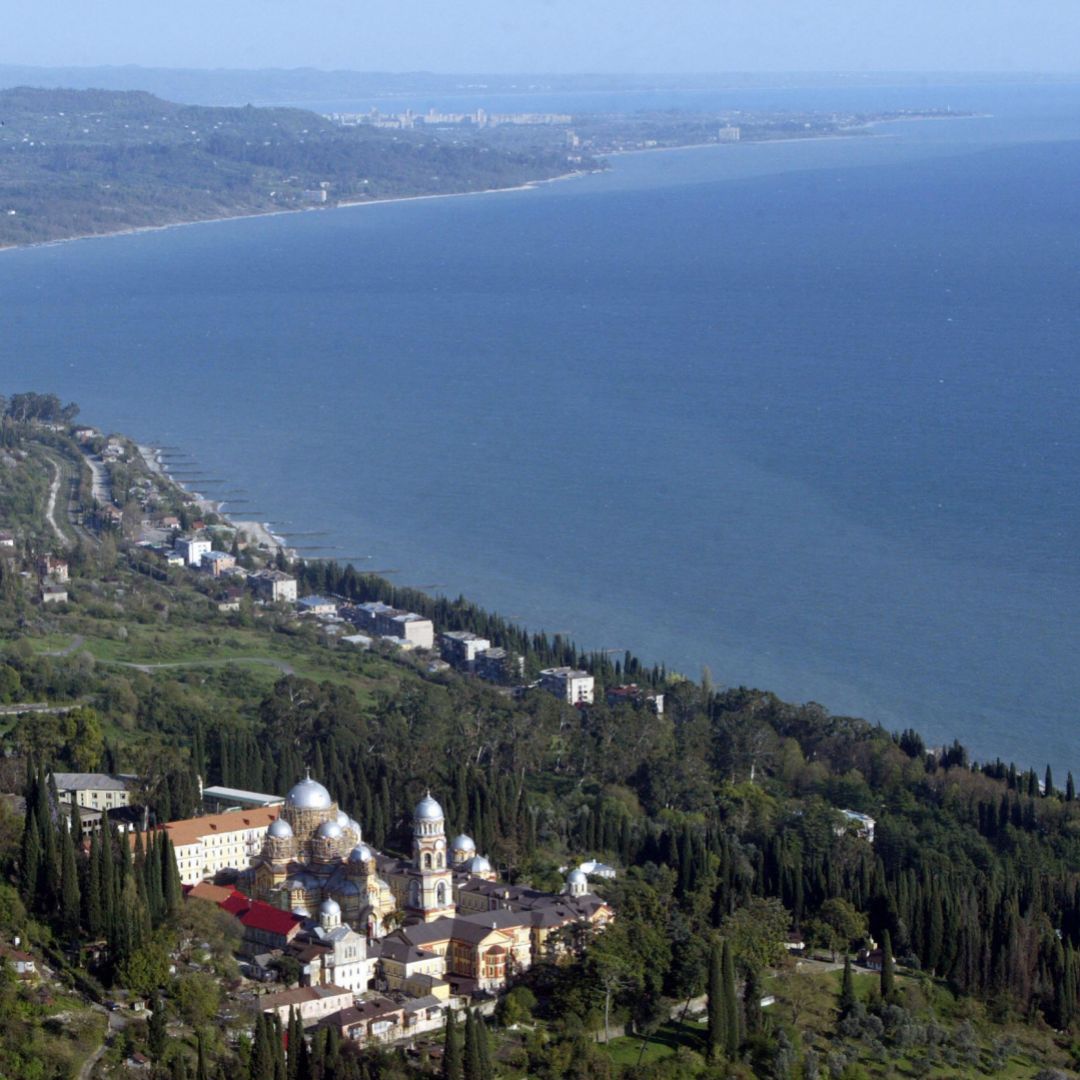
[176,536,212,567]
[201,785,285,813]
[539,667,595,706]
[51,773,136,811]
[440,631,492,670]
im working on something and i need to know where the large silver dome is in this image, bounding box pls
[415,792,444,821]
[286,776,333,810]
[451,834,475,852]
[267,817,294,839]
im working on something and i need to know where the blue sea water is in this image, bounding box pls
[3,81,1080,771]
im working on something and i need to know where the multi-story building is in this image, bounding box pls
[175,536,212,567]
[155,807,280,885]
[52,773,135,812]
[249,569,298,604]
[349,602,434,649]
[260,984,355,1027]
[440,631,491,671]
[201,550,236,577]
[539,667,595,706]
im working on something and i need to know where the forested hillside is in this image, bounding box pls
[0,404,1078,1076]
[0,87,594,246]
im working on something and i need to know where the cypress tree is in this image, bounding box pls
[196,1030,209,1080]
[60,813,81,939]
[706,941,725,1060]
[442,1008,464,1080]
[839,956,856,1016]
[722,940,739,1058]
[252,1012,275,1080]
[287,1008,302,1080]
[171,1054,190,1080]
[148,993,167,1062]
[86,829,103,936]
[880,929,896,1000]
[743,966,763,1037]
[464,1010,482,1080]
[19,812,41,906]
[476,1013,493,1080]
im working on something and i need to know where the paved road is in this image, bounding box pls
[77,1006,125,1080]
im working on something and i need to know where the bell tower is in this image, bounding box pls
[409,792,455,922]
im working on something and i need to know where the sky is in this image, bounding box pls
[4,0,1079,74]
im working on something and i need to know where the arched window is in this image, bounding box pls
[424,853,432,869]
[436,881,447,906]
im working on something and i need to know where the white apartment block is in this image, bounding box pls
[539,667,595,705]
[175,536,212,567]
[52,773,135,811]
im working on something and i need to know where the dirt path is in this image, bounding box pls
[110,657,295,675]
[44,458,67,546]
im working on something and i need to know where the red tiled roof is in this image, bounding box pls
[239,901,303,936]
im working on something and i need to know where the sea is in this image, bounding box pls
[3,79,1080,772]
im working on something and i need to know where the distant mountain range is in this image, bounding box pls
[0,65,1066,108]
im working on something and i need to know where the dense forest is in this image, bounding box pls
[0,87,595,247]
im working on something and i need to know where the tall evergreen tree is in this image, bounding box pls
[442,1007,464,1080]
[839,956,856,1016]
[148,993,167,1063]
[743,966,763,1037]
[722,940,739,1058]
[464,1010,482,1080]
[880,929,896,1000]
[196,1031,209,1080]
[60,812,81,939]
[706,941,725,1061]
[86,829,104,937]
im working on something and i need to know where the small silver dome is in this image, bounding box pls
[415,792,444,821]
[451,834,476,852]
[567,868,588,885]
[316,820,343,840]
[349,844,373,864]
[465,854,493,873]
[319,898,341,917]
[267,818,294,839]
[347,818,363,836]
[286,776,333,810]
[336,810,349,827]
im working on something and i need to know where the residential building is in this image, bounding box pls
[298,595,338,617]
[605,684,664,716]
[175,536,212,567]
[201,550,236,577]
[539,667,595,705]
[349,602,433,649]
[249,569,298,604]
[0,531,14,549]
[52,773,135,812]
[38,555,69,581]
[440,631,491,671]
[41,585,68,605]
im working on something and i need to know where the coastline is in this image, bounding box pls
[0,167,594,258]
[137,443,294,557]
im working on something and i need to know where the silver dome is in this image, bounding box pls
[567,868,588,885]
[414,793,444,821]
[451,834,476,852]
[319,898,341,916]
[286,776,333,810]
[268,818,294,839]
[336,810,350,827]
[349,844,374,864]
[316,820,343,839]
[465,854,493,873]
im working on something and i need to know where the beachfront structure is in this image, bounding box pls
[201,785,284,813]
[347,601,434,649]
[249,569,298,603]
[539,667,595,706]
[440,631,492,671]
[52,772,136,812]
[153,808,280,885]
[175,536,212,567]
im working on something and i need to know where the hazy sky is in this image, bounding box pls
[5,0,1079,73]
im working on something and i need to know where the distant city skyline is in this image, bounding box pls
[5,1,1080,75]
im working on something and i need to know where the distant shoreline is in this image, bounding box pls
[0,168,593,258]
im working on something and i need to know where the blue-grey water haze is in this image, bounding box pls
[3,81,1079,771]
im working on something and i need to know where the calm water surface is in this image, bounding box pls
[3,82,1080,771]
